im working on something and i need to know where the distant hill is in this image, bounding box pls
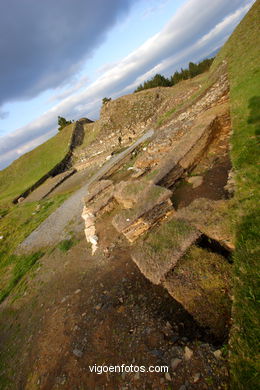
[0,123,74,206]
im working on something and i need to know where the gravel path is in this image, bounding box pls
[19,130,154,253]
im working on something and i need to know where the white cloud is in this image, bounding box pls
[48,75,90,103]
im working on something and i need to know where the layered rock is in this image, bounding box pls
[175,198,234,251]
[82,180,114,254]
[81,66,233,338]
[138,104,229,188]
[112,181,174,242]
[131,218,231,340]
[132,218,201,284]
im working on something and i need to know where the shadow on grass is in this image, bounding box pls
[247,96,260,136]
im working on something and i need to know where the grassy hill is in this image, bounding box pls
[0,123,74,207]
[212,2,260,388]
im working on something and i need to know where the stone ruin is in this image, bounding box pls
[81,68,234,339]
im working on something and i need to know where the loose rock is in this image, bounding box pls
[171,358,182,370]
[184,346,193,360]
[73,348,83,358]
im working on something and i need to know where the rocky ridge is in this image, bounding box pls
[81,63,233,339]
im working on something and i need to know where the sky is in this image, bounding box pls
[0,0,255,170]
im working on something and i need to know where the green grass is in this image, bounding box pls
[0,193,69,301]
[143,218,194,254]
[0,123,74,206]
[156,107,177,127]
[212,2,260,389]
[74,122,100,154]
[0,252,44,303]
[58,238,76,252]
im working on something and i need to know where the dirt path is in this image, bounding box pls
[0,233,229,390]
[18,130,154,253]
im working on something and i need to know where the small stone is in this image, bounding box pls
[117,305,125,313]
[193,373,200,383]
[118,297,123,303]
[89,235,98,245]
[184,346,193,360]
[74,289,81,295]
[171,358,182,370]
[165,372,171,381]
[56,376,67,385]
[73,348,83,358]
[213,349,222,359]
[187,175,203,188]
[85,226,96,237]
[95,304,102,310]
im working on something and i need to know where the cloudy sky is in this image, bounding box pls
[0,0,255,170]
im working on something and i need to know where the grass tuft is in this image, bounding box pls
[58,239,75,252]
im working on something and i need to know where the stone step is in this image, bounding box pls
[175,198,234,251]
[163,245,231,340]
[131,218,201,284]
[112,182,173,242]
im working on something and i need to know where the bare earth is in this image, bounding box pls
[0,232,229,390]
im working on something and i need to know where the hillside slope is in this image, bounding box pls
[0,123,74,207]
[212,1,260,388]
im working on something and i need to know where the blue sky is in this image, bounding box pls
[0,0,255,169]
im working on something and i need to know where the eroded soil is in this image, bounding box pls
[0,233,229,390]
[171,109,232,209]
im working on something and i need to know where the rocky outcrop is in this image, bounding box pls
[81,65,232,338]
[137,104,229,189]
[130,218,231,339]
[132,218,201,284]
[112,181,174,242]
[82,180,114,254]
[163,244,231,340]
[73,79,202,172]
[175,198,234,251]
[134,71,229,173]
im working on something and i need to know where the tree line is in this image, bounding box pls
[134,57,215,93]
